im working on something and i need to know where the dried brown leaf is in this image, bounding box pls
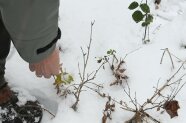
[164,100,180,118]
[155,0,161,4]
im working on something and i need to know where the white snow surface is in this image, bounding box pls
[4,0,186,123]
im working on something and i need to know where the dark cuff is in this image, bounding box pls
[36,28,61,54]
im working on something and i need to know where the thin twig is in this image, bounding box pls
[124,47,142,60]
[160,48,175,69]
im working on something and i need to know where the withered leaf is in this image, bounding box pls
[164,100,180,118]
[155,0,161,4]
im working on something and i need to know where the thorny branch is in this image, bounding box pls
[141,61,185,110]
[70,21,108,111]
[118,50,186,122]
[56,23,186,122]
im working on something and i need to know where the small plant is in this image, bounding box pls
[128,0,153,43]
[122,55,186,122]
[97,49,128,86]
[96,50,186,123]
[56,21,105,111]
[53,67,74,94]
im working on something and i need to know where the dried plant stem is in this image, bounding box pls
[160,48,175,69]
[42,107,56,118]
[71,21,95,111]
[140,61,185,110]
[71,21,108,111]
[143,112,160,123]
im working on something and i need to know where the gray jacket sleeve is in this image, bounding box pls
[0,0,60,63]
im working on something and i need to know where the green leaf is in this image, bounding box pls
[142,14,153,27]
[140,3,150,13]
[146,14,153,23]
[54,74,63,85]
[62,74,74,84]
[107,49,116,55]
[107,50,111,54]
[128,1,139,10]
[132,10,144,23]
[67,75,74,82]
[61,80,67,84]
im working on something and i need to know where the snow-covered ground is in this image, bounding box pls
[5,0,186,123]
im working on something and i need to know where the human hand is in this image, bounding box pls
[29,49,60,78]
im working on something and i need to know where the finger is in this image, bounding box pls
[41,64,49,78]
[44,74,51,78]
[29,64,35,72]
[43,64,51,78]
[35,64,43,78]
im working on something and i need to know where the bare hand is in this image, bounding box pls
[29,49,60,78]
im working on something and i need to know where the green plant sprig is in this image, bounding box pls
[128,1,153,43]
[96,49,118,68]
[53,67,74,94]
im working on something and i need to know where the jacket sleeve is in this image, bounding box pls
[1,0,60,63]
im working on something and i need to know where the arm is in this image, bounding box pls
[1,0,61,78]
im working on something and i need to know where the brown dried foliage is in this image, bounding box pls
[164,100,180,118]
[155,0,161,9]
[155,0,161,4]
[102,97,115,123]
[110,60,128,86]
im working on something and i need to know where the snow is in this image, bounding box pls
[3,0,186,123]
[12,87,36,106]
